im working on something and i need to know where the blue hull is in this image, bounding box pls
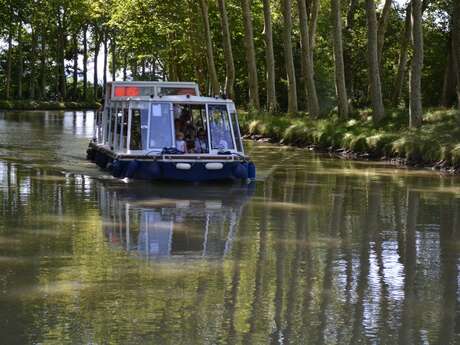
[89,149,256,182]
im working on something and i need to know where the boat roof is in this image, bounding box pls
[109,94,235,104]
[106,80,202,100]
[108,81,199,87]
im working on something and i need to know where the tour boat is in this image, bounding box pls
[87,81,256,182]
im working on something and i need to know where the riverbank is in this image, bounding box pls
[0,100,101,111]
[239,108,460,173]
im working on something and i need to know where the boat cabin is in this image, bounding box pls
[89,81,255,182]
[94,81,244,156]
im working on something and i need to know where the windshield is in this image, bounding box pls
[208,104,234,151]
[149,103,173,149]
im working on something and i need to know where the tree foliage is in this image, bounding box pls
[0,0,457,119]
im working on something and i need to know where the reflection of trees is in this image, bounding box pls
[398,189,419,345]
[222,208,246,345]
[0,162,97,344]
[349,180,381,345]
[300,174,318,344]
[317,175,346,345]
[270,169,296,345]
[243,175,272,345]
[285,171,315,345]
[437,198,459,345]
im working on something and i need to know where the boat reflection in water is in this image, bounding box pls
[98,182,254,259]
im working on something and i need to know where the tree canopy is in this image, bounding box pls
[0,0,458,120]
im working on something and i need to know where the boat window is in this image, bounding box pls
[105,107,113,144]
[192,106,209,153]
[230,111,243,153]
[119,107,129,150]
[109,105,118,146]
[104,109,109,144]
[114,106,124,150]
[139,87,155,97]
[130,101,149,150]
[159,87,197,96]
[172,104,209,154]
[130,109,147,150]
[208,104,234,151]
[149,103,173,149]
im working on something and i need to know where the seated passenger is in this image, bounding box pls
[175,132,187,153]
[218,137,229,150]
[194,129,208,153]
[184,120,196,151]
[174,118,184,133]
[213,130,230,150]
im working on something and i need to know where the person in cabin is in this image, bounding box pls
[218,135,229,150]
[174,118,184,133]
[184,121,195,151]
[194,128,208,153]
[175,132,187,153]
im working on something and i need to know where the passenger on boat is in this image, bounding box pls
[194,128,208,153]
[184,120,196,151]
[174,118,184,133]
[175,132,187,153]
[210,127,230,150]
[218,137,229,150]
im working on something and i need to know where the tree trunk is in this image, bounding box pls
[309,0,320,52]
[241,0,260,110]
[298,0,320,117]
[17,27,23,99]
[5,23,13,99]
[61,32,66,99]
[39,31,46,100]
[150,57,157,81]
[132,58,138,80]
[186,0,207,92]
[72,32,78,100]
[103,32,108,94]
[441,35,456,107]
[409,0,423,128]
[141,58,146,78]
[123,53,127,81]
[15,26,24,99]
[377,0,392,64]
[93,28,100,100]
[453,1,460,109]
[83,26,88,101]
[344,0,359,97]
[57,12,66,100]
[331,0,349,119]
[217,0,235,99]
[366,0,385,122]
[199,0,220,96]
[111,34,116,81]
[282,0,298,113]
[30,29,37,99]
[393,4,412,106]
[262,0,277,112]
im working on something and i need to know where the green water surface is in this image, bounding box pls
[0,111,459,345]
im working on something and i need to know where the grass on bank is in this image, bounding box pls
[0,99,101,111]
[239,108,460,169]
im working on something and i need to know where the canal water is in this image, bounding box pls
[0,111,459,345]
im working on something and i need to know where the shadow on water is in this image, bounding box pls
[1,111,460,344]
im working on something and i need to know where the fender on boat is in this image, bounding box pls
[248,162,256,180]
[125,160,140,178]
[111,160,124,178]
[233,162,248,180]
